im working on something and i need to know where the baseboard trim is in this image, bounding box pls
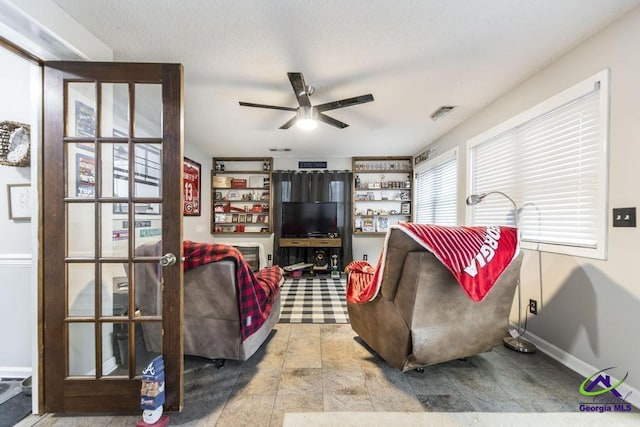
[0,366,31,379]
[523,330,640,409]
[86,356,118,377]
[103,356,118,376]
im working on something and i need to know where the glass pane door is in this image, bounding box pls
[44,62,183,413]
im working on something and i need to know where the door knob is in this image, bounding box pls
[159,253,177,267]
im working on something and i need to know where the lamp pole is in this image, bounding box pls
[466,191,536,353]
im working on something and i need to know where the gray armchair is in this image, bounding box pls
[348,228,522,371]
[135,243,282,361]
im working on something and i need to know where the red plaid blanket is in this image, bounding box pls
[346,223,519,303]
[183,241,282,341]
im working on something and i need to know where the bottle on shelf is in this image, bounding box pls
[405,175,411,189]
[355,175,361,189]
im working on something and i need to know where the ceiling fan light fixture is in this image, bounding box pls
[296,106,318,130]
[239,72,373,129]
[296,118,318,130]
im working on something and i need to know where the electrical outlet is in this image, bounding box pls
[529,299,538,315]
[363,254,368,261]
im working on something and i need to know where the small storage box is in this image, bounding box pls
[231,178,247,188]
[214,203,231,213]
[213,176,232,187]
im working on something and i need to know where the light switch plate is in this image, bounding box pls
[612,207,636,227]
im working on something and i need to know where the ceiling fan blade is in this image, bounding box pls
[315,94,374,113]
[287,72,312,107]
[318,113,349,129]
[279,115,298,129]
[239,101,296,112]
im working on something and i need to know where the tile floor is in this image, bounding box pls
[19,323,638,426]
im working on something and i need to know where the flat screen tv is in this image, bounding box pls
[281,202,338,237]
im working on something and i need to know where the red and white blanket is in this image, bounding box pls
[346,223,519,303]
[183,241,282,341]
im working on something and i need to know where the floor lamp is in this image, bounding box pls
[466,191,537,353]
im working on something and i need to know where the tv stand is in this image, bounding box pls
[280,237,341,248]
[279,237,342,273]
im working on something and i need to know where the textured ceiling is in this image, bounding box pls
[52,0,639,158]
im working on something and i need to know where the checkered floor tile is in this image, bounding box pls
[279,276,349,324]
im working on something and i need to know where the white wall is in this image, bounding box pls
[0,47,33,377]
[417,6,640,394]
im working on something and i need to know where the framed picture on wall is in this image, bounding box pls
[7,183,31,220]
[376,215,389,232]
[75,101,96,137]
[362,216,375,232]
[183,157,201,216]
[401,202,411,215]
[76,153,95,197]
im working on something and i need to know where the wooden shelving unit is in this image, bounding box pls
[211,157,273,234]
[352,156,413,235]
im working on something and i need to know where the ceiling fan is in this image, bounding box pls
[239,72,374,130]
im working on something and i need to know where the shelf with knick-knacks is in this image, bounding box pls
[211,157,273,234]
[352,156,413,235]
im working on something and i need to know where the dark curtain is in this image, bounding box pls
[272,170,353,268]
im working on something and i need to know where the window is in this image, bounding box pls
[414,147,457,226]
[113,144,161,190]
[113,144,162,214]
[467,70,609,259]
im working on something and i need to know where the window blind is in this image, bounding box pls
[468,71,608,259]
[415,148,457,226]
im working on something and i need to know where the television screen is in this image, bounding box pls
[282,202,338,237]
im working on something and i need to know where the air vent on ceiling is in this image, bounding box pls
[269,148,292,152]
[430,106,456,121]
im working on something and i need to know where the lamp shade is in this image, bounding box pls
[465,194,486,206]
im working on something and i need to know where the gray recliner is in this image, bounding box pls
[135,243,282,361]
[347,228,522,371]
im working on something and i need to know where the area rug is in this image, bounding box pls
[279,276,349,324]
[283,412,640,426]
